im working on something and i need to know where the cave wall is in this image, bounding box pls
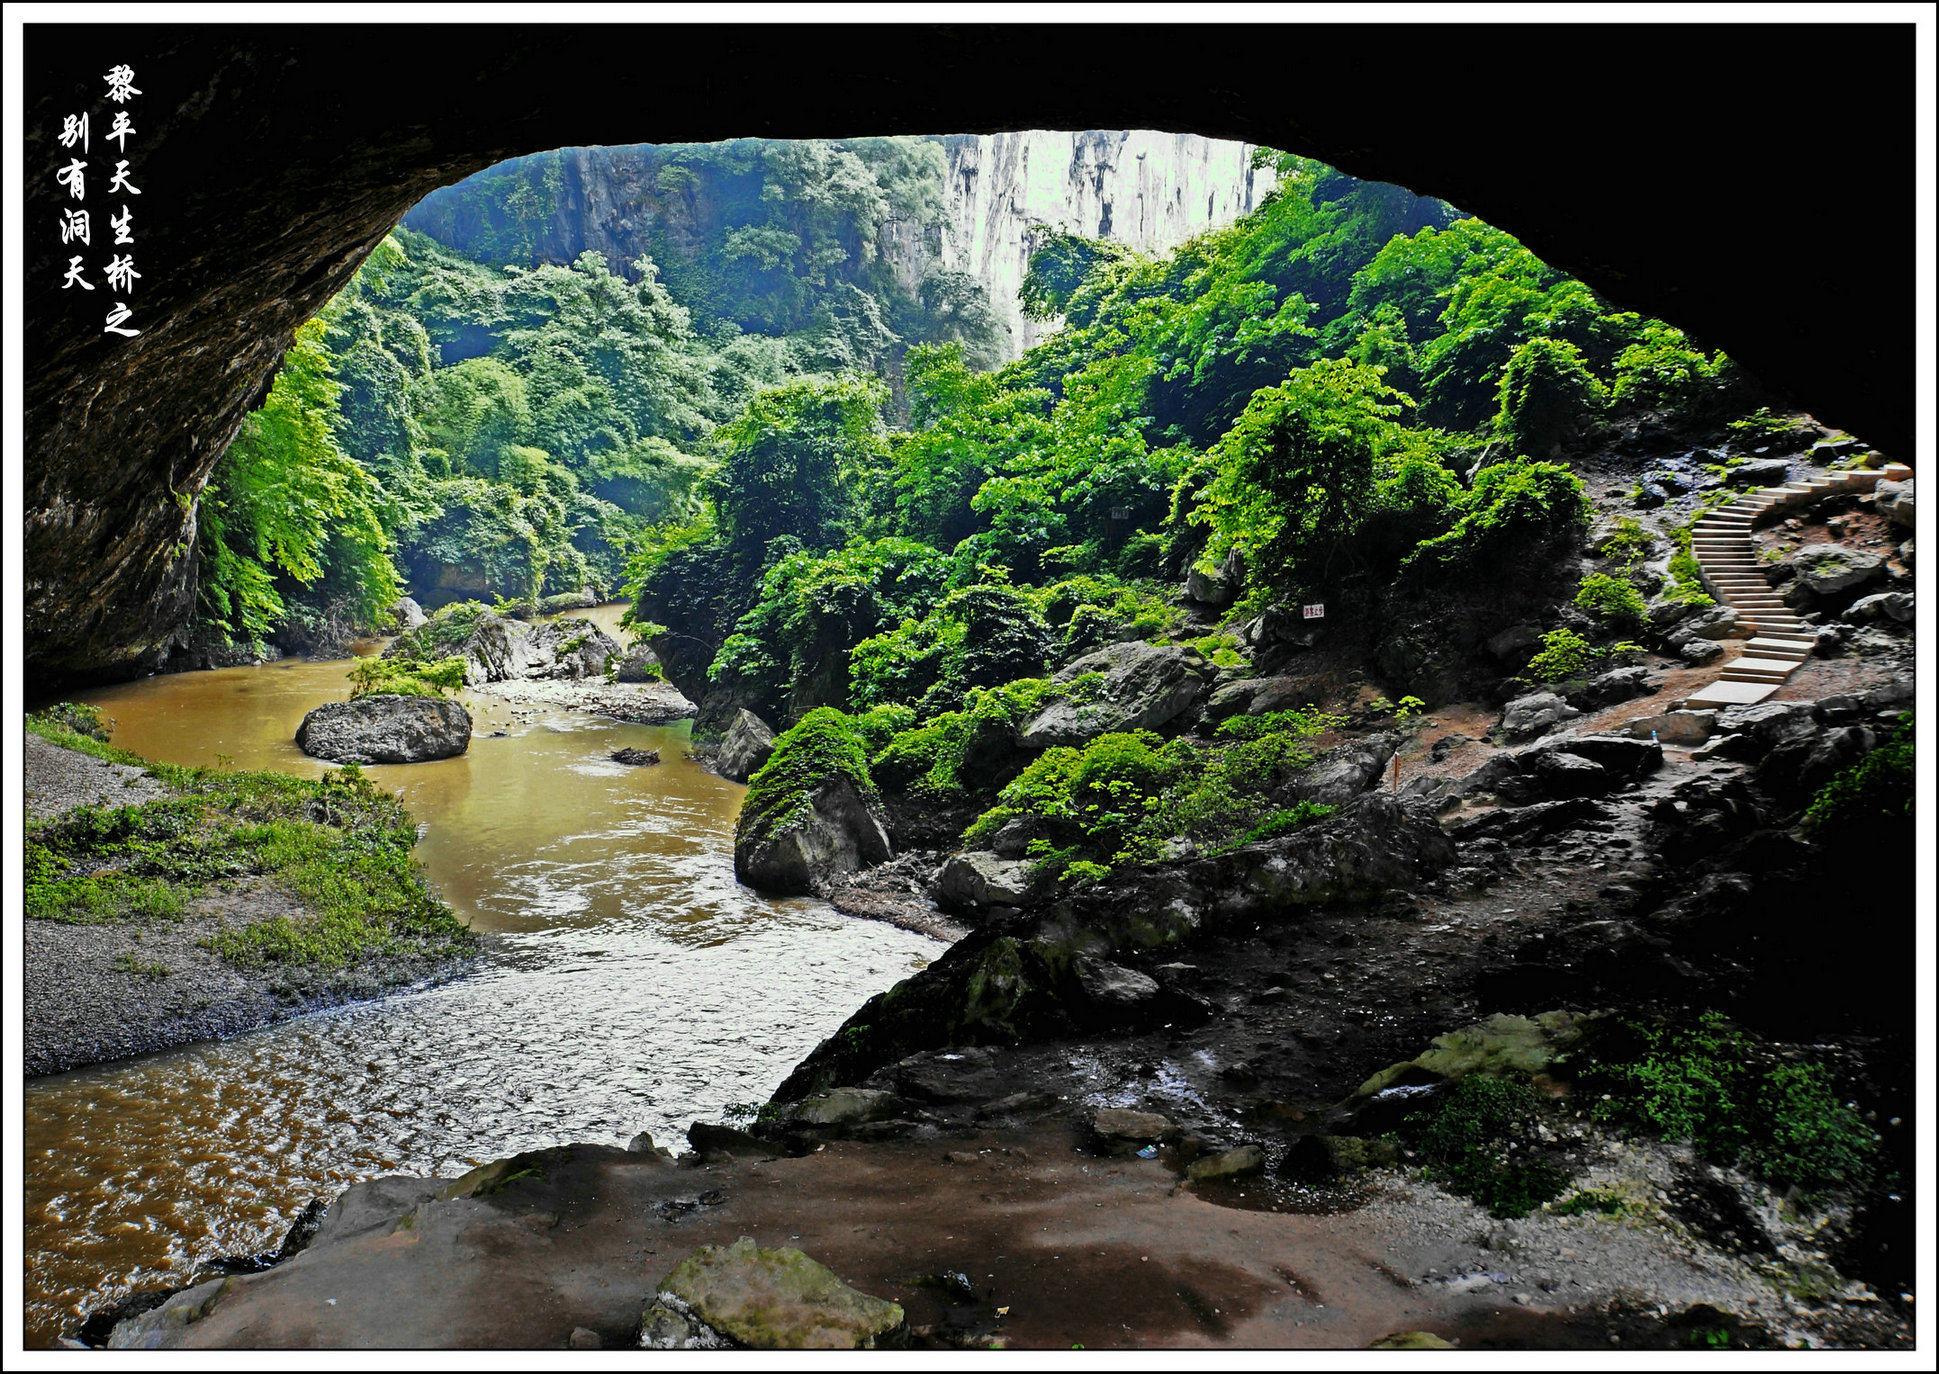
[23,22,1915,687]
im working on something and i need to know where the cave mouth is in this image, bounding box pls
[21,24,1913,689]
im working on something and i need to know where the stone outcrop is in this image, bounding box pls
[295,696,471,764]
[1018,641,1213,749]
[639,1237,905,1350]
[716,710,777,783]
[735,777,893,896]
[1496,691,1581,742]
[385,610,619,686]
[773,794,1457,1101]
[934,850,1035,915]
[1788,545,1886,598]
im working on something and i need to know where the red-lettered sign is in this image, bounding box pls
[1302,604,1324,620]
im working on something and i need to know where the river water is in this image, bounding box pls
[22,609,940,1346]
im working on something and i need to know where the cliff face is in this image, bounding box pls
[406,131,1276,363]
[911,130,1276,355]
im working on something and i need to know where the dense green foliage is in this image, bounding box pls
[347,656,468,700]
[958,705,1337,882]
[25,721,472,973]
[1408,1075,1570,1219]
[1584,1013,1879,1195]
[736,707,880,845]
[1801,713,1914,840]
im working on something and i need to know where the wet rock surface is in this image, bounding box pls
[641,1236,906,1349]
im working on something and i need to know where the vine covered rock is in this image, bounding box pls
[734,709,892,894]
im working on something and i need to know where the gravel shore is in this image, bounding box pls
[466,678,695,726]
[24,734,472,1078]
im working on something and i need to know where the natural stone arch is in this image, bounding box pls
[22,24,1912,686]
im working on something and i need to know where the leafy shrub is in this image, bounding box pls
[1216,706,1343,740]
[1664,524,1717,606]
[387,600,492,662]
[1802,713,1913,840]
[1410,1076,1570,1219]
[1495,335,1607,458]
[1574,572,1647,628]
[347,656,467,700]
[1400,455,1589,580]
[1585,1012,1878,1195]
[1523,628,1597,683]
[1236,801,1336,845]
[965,709,1335,879]
[1609,320,1737,415]
[29,702,112,741]
[1597,516,1656,572]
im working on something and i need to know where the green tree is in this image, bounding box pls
[1496,336,1608,458]
[1194,358,1410,591]
[712,373,891,571]
[197,320,400,643]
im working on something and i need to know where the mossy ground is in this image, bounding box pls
[25,715,474,974]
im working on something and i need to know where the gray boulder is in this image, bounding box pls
[639,1237,905,1350]
[524,618,619,680]
[1525,750,1614,800]
[1845,591,1914,625]
[1093,1108,1171,1142]
[1568,665,1655,711]
[1498,692,1581,742]
[1625,710,1718,744]
[717,710,777,783]
[1790,545,1886,597]
[387,596,426,632]
[1874,478,1915,529]
[1290,735,1398,805]
[1019,641,1212,749]
[1185,549,1243,606]
[935,850,1034,914]
[1677,637,1725,664]
[1073,957,1161,1012]
[785,1087,903,1128]
[1486,624,1541,663]
[385,609,619,686]
[1687,604,1751,640]
[612,646,663,683]
[295,696,471,764]
[1726,458,1791,487]
[1645,596,1703,630]
[735,777,893,896]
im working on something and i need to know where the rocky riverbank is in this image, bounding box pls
[24,729,476,1078]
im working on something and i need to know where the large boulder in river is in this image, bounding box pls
[295,695,471,764]
[1019,641,1212,749]
[734,709,892,895]
[717,710,777,783]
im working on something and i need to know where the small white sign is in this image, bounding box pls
[1302,604,1325,620]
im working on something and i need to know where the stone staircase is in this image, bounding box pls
[1681,463,1912,709]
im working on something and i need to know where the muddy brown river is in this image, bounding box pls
[23,609,940,1346]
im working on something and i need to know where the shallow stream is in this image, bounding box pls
[22,609,939,1345]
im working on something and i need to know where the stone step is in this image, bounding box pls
[1685,680,1778,708]
[1744,641,1811,661]
[1727,656,1806,675]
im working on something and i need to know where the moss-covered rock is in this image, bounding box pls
[734,709,892,894]
[1353,1011,1593,1099]
[640,1237,906,1350]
